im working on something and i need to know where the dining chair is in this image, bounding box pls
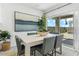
[54,35,63,56]
[33,36,56,56]
[15,36,25,56]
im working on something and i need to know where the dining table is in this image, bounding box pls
[16,33,59,56]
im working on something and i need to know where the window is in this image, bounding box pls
[47,18,56,27]
[60,18,73,27]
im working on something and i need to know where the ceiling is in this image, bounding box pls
[19,3,71,13]
[23,3,58,11]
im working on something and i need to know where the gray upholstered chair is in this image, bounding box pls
[15,36,25,56]
[33,36,56,56]
[54,35,63,56]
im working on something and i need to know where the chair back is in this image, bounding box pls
[15,36,22,53]
[43,36,56,54]
[54,35,63,48]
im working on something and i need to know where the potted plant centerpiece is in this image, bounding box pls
[0,31,10,51]
[38,14,48,36]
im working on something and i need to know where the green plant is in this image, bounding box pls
[38,14,47,32]
[0,31,10,42]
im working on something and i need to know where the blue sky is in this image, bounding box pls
[60,19,70,27]
[47,19,55,27]
[47,19,70,27]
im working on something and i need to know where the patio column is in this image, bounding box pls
[55,17,60,33]
[74,11,79,54]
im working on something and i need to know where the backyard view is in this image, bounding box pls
[47,15,74,47]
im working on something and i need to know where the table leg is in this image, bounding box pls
[25,44,30,56]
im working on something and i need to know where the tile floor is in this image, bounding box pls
[0,44,78,56]
[35,44,77,56]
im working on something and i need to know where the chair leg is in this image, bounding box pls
[60,45,62,54]
[33,50,36,56]
[55,49,56,56]
[52,51,53,56]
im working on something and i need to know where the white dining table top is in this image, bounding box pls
[16,33,59,44]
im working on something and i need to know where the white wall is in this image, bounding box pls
[74,12,79,52]
[0,5,4,30]
[0,3,42,47]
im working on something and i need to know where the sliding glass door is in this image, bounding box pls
[59,16,74,47]
[60,17,73,33]
[47,15,74,47]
